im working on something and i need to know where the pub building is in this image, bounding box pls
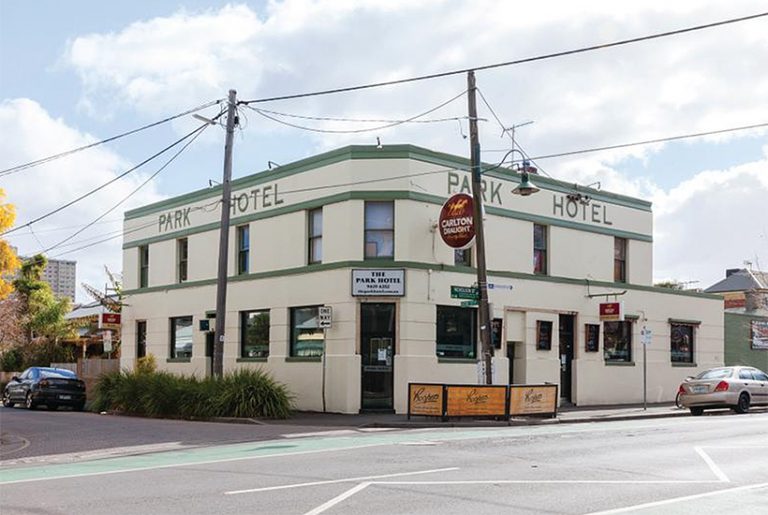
[120,144,723,413]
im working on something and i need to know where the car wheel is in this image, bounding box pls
[47,403,58,411]
[2,391,14,408]
[675,392,684,409]
[25,392,36,410]
[733,393,750,414]
[690,407,704,416]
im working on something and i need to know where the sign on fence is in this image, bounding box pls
[445,385,507,417]
[508,384,558,417]
[407,383,444,417]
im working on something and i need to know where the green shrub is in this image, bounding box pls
[92,368,293,419]
[0,347,23,371]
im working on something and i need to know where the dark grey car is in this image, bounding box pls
[2,367,86,410]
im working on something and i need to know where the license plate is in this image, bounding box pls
[690,386,708,394]
[59,394,72,400]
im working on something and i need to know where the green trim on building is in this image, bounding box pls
[437,358,477,364]
[236,357,268,363]
[671,362,698,367]
[166,358,191,363]
[124,144,652,221]
[123,188,652,251]
[123,259,721,300]
[668,318,702,325]
[604,361,636,366]
[284,356,322,363]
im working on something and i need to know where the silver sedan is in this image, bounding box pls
[678,366,768,416]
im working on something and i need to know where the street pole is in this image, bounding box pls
[467,71,493,385]
[213,89,237,378]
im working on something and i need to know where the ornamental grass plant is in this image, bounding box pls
[92,368,293,419]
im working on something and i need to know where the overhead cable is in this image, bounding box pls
[43,123,211,254]
[0,99,223,178]
[239,13,768,105]
[244,89,467,134]
[3,119,220,237]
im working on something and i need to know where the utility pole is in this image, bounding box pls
[467,71,493,385]
[213,89,238,378]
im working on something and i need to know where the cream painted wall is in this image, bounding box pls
[189,231,218,282]
[325,201,364,262]
[550,228,611,282]
[628,240,652,285]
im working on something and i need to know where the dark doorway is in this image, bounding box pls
[507,343,515,384]
[360,303,396,412]
[559,314,575,402]
[205,331,214,377]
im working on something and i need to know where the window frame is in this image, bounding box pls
[536,320,553,351]
[237,225,250,275]
[170,316,193,359]
[533,224,548,275]
[139,245,149,288]
[177,238,188,283]
[614,237,627,283]
[670,323,695,363]
[308,208,323,264]
[454,247,472,267]
[136,320,147,359]
[436,305,477,359]
[364,201,395,259]
[603,320,633,363]
[289,305,325,358]
[240,309,270,358]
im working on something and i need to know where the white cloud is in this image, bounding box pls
[0,99,165,301]
[13,0,768,292]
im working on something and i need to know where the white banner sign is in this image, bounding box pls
[352,269,405,296]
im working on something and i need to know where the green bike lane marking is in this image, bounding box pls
[0,416,757,485]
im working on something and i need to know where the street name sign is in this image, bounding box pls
[451,285,479,300]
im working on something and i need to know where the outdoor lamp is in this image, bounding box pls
[512,169,540,196]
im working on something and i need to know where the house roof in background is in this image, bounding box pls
[705,268,768,293]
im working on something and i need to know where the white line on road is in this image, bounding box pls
[584,481,768,514]
[304,482,371,515]
[694,446,730,483]
[373,480,723,485]
[225,467,460,495]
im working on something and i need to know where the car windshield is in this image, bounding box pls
[40,368,77,379]
[695,368,732,380]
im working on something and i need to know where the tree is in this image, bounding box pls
[13,254,49,344]
[654,280,685,290]
[0,188,21,300]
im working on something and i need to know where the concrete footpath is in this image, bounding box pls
[252,402,693,429]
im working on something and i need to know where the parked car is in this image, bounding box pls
[678,366,768,416]
[2,367,86,411]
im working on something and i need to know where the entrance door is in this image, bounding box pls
[559,314,575,402]
[360,303,396,412]
[205,331,214,377]
[507,343,515,384]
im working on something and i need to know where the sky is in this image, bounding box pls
[1,0,767,302]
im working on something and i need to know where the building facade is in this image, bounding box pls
[120,145,724,413]
[41,258,77,301]
[705,268,768,370]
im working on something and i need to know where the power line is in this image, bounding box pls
[240,12,768,105]
[486,121,768,161]
[0,99,223,178]
[3,119,220,237]
[252,106,469,124]
[244,89,467,134]
[43,123,211,254]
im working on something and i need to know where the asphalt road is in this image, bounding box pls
[0,405,369,462]
[1,409,767,514]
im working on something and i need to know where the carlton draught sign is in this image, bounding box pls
[438,193,475,249]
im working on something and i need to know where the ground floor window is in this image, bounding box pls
[170,316,193,358]
[241,310,270,358]
[136,320,147,358]
[436,305,476,359]
[290,306,324,357]
[603,321,632,362]
[670,324,694,363]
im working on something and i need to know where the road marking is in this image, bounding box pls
[0,442,187,467]
[2,414,766,485]
[694,446,730,483]
[0,435,30,457]
[225,467,459,495]
[584,481,768,514]
[283,430,360,438]
[375,480,723,485]
[304,482,371,515]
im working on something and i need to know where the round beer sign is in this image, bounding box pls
[438,193,475,249]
